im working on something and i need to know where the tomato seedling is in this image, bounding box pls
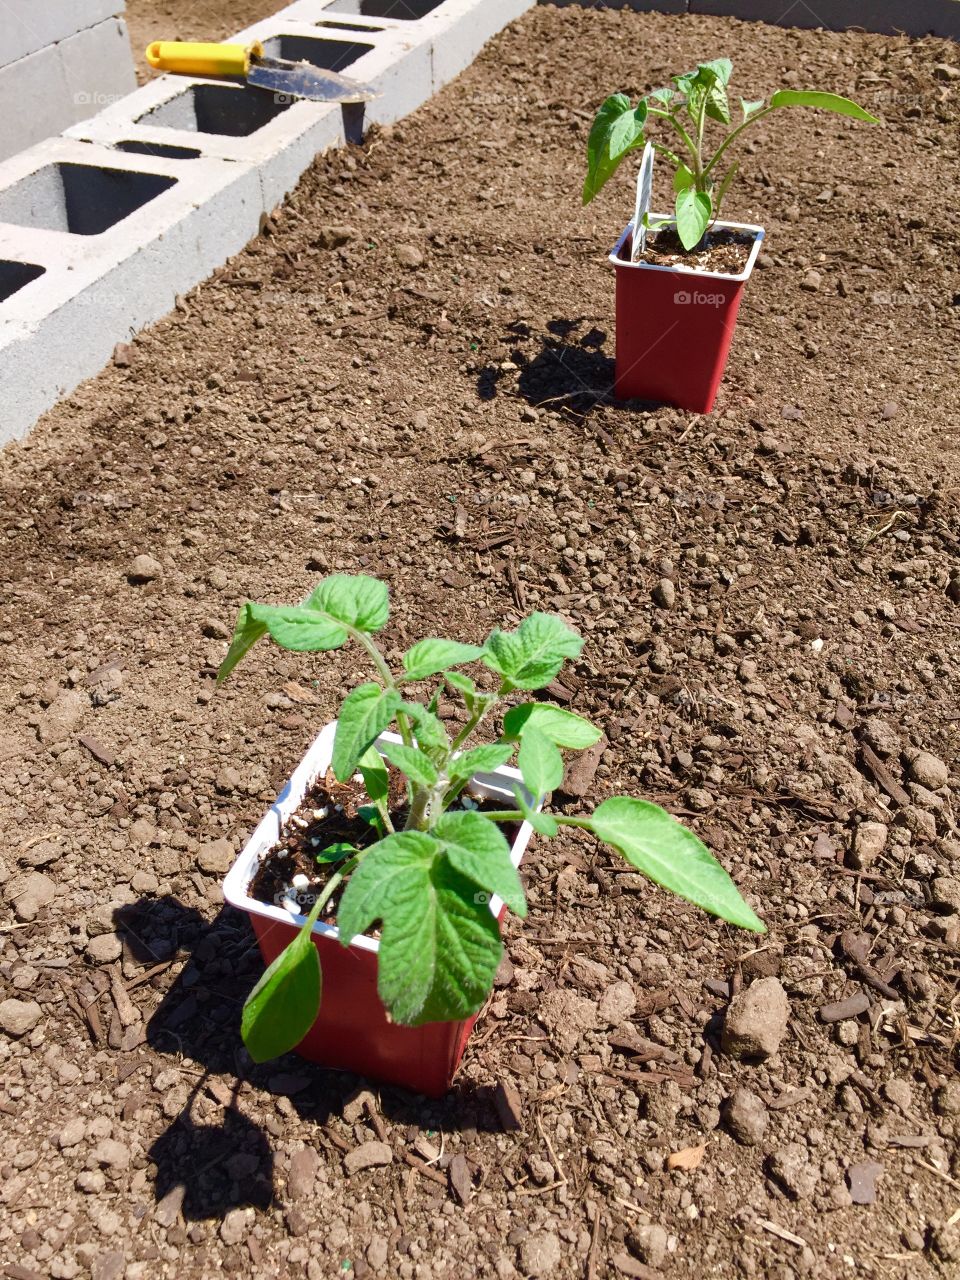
[219,574,764,1062]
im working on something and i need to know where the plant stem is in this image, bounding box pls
[702,105,774,181]
[478,810,525,823]
[301,867,344,931]
[647,107,700,167]
[349,626,414,750]
[404,785,431,832]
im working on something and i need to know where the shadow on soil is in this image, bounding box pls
[115,896,514,1221]
[476,318,616,413]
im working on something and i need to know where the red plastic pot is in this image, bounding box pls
[223,723,537,1097]
[609,215,764,414]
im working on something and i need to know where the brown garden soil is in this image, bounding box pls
[125,0,282,82]
[2,5,960,1279]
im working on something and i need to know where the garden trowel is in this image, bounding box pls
[145,40,377,105]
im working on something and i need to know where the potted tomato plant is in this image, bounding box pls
[583,59,878,413]
[217,574,764,1096]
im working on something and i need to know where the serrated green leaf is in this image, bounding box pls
[307,574,389,633]
[445,671,496,718]
[332,683,402,782]
[337,832,503,1025]
[402,638,485,682]
[433,810,526,917]
[401,701,449,753]
[586,796,764,932]
[502,704,602,750]
[448,742,516,784]
[218,602,347,684]
[444,671,476,695]
[769,89,879,123]
[357,743,389,806]
[518,725,564,798]
[583,94,648,205]
[380,740,439,789]
[482,613,583,692]
[241,925,321,1063]
[675,187,712,251]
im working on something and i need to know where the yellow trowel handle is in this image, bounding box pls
[145,40,264,78]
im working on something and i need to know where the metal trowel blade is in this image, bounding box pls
[248,58,378,104]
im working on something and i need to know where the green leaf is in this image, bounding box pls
[740,97,765,121]
[357,743,389,807]
[502,704,602,750]
[217,604,268,684]
[380,740,439,789]
[586,797,765,932]
[315,841,357,864]
[673,161,695,193]
[511,784,558,838]
[433,810,526,917]
[680,61,731,126]
[218,602,347,683]
[307,574,389,633]
[332,683,402,782]
[769,89,879,123]
[448,742,516,783]
[401,701,449,754]
[445,671,496,718]
[337,832,503,1025]
[482,613,583,692]
[646,86,676,106]
[675,187,712,251]
[583,94,648,205]
[700,57,733,86]
[517,725,564,799]
[241,925,321,1063]
[672,69,697,96]
[358,804,385,835]
[402,638,485,682]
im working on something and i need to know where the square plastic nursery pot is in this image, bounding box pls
[610,215,764,414]
[223,722,537,1097]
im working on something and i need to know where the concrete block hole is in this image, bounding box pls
[325,0,446,18]
[314,18,386,31]
[137,83,292,137]
[0,259,45,303]
[0,163,177,235]
[115,141,203,160]
[259,33,376,72]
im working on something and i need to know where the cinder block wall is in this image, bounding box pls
[0,1,137,162]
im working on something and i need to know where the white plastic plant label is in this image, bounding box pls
[631,142,654,262]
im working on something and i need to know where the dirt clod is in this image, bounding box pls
[721,977,789,1060]
[723,1087,769,1145]
[344,1141,393,1175]
[0,999,42,1036]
